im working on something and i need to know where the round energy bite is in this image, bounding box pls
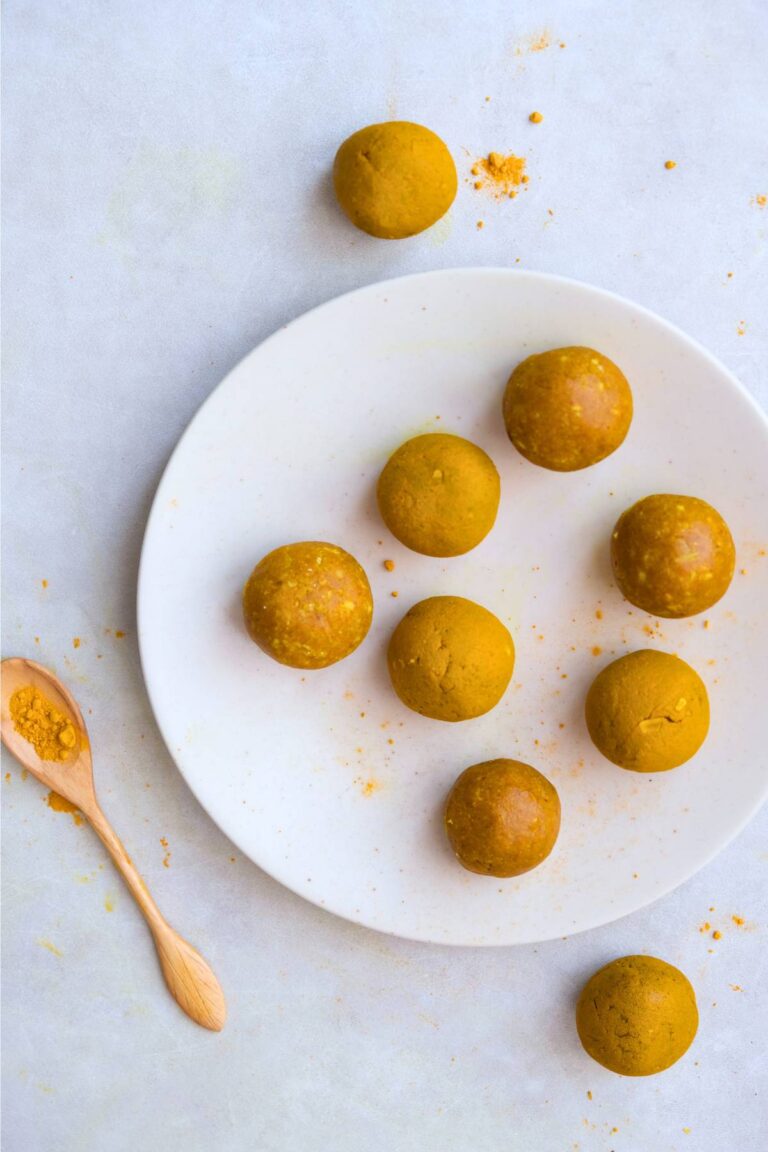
[387,596,514,722]
[445,759,561,877]
[333,121,457,239]
[242,542,372,669]
[377,433,500,557]
[576,955,699,1076]
[585,649,709,772]
[502,346,633,471]
[611,493,735,617]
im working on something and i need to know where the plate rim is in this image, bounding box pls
[137,266,768,946]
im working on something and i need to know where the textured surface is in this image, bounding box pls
[2,2,767,1150]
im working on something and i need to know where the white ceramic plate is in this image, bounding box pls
[138,269,768,946]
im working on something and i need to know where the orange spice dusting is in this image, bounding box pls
[664,160,676,170]
[391,590,399,598]
[115,630,126,639]
[737,322,746,336]
[383,560,395,572]
[529,111,543,123]
[703,619,710,629]
[41,579,48,589]
[754,195,766,208]
[712,930,722,940]
[595,609,603,620]
[72,637,81,649]
[699,921,711,932]
[591,646,602,656]
[476,220,484,230]
[471,152,527,199]
[45,791,83,826]
[361,778,380,796]
[160,837,171,867]
[732,915,745,926]
[4,773,10,782]
[729,985,742,992]
[586,1091,592,1101]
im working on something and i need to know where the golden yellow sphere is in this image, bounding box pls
[243,542,372,669]
[333,121,457,239]
[576,955,699,1076]
[503,346,632,471]
[377,433,500,557]
[585,649,709,772]
[611,494,735,617]
[387,596,514,722]
[445,759,560,878]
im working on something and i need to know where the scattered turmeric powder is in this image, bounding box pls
[471,152,528,199]
[45,791,83,826]
[591,646,602,657]
[114,630,126,639]
[41,579,49,589]
[712,930,722,940]
[753,195,766,208]
[10,687,77,761]
[160,837,171,868]
[72,637,81,649]
[391,590,399,597]
[476,220,484,230]
[664,160,677,170]
[529,111,543,123]
[732,914,745,926]
[383,560,395,572]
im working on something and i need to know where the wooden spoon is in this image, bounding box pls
[1,657,226,1031]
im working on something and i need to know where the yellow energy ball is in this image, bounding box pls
[387,596,514,722]
[377,433,500,557]
[444,759,561,877]
[502,346,633,471]
[576,955,699,1076]
[333,121,457,239]
[585,649,709,772]
[611,494,736,617]
[243,542,372,669]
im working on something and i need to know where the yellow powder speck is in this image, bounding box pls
[740,567,748,575]
[665,160,677,170]
[383,559,395,572]
[476,220,484,230]
[387,738,395,745]
[529,111,543,123]
[683,1129,691,1135]
[114,630,126,639]
[591,646,602,656]
[712,930,722,940]
[595,609,603,620]
[729,984,742,992]
[703,619,710,629]
[485,96,491,102]
[391,590,399,597]
[361,779,380,796]
[737,322,746,336]
[104,894,115,913]
[38,939,63,957]
[732,915,745,926]
[754,195,766,208]
[72,637,81,649]
[41,579,48,589]
[160,837,171,868]
[34,636,40,644]
[586,1090,592,1101]
[471,152,528,199]
[699,921,711,932]
[727,271,734,278]
[4,773,10,783]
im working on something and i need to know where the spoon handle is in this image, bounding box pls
[86,803,226,1032]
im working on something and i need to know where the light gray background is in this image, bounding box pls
[2,2,767,1150]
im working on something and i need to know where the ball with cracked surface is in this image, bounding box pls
[387,596,514,722]
[576,955,698,1076]
[585,649,709,772]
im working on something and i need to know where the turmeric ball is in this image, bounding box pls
[445,759,560,877]
[243,542,372,669]
[503,346,632,471]
[333,121,457,239]
[387,596,514,721]
[377,433,500,557]
[611,494,735,617]
[585,650,709,772]
[576,955,699,1076]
